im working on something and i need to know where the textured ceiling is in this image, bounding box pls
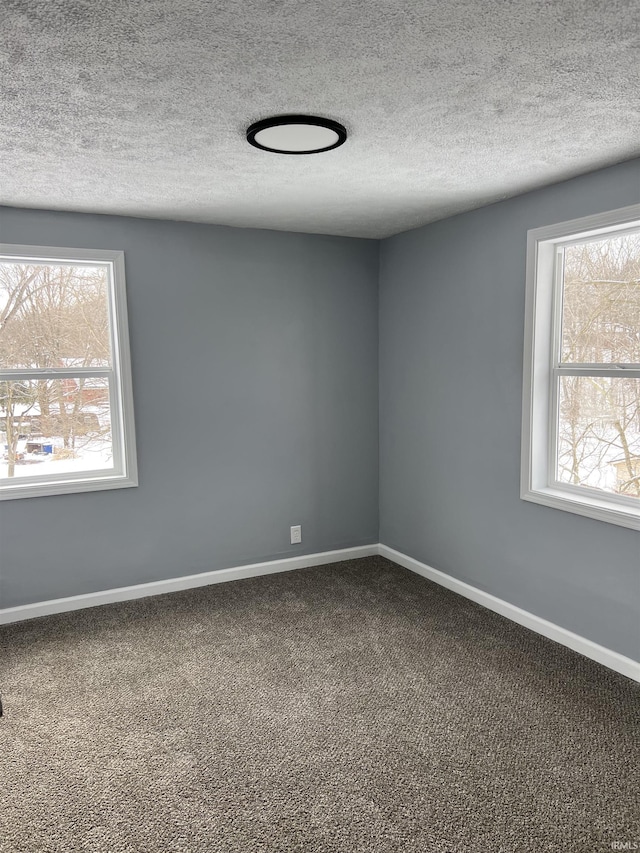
[2,0,639,239]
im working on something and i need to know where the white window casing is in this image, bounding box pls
[0,245,138,500]
[521,205,640,531]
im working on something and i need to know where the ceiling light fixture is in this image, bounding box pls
[246,115,347,155]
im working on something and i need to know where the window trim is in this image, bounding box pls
[0,244,138,500]
[521,204,640,531]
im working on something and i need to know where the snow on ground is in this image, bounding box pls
[0,441,113,480]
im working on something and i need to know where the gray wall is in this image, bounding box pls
[2,159,639,661]
[379,159,640,661]
[0,207,379,608]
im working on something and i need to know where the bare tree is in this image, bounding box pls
[0,381,37,477]
[558,235,640,497]
[0,263,110,476]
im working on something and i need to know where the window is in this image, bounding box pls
[0,245,137,500]
[522,205,640,530]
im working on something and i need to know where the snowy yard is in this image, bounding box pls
[0,439,113,480]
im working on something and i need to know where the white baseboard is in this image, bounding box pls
[379,544,640,683]
[2,542,637,684]
[0,544,378,626]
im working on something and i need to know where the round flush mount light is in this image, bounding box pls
[246,114,347,154]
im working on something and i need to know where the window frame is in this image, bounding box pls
[521,204,640,531]
[0,244,138,500]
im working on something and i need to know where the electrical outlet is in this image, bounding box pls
[290,524,302,545]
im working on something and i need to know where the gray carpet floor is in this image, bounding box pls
[1,556,638,853]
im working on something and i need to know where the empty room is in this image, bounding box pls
[1,1,639,851]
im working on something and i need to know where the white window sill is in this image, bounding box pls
[0,473,138,501]
[521,485,640,531]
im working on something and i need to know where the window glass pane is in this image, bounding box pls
[0,262,111,370]
[557,376,640,499]
[0,378,114,481]
[561,232,640,364]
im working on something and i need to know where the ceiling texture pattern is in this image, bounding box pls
[2,0,639,238]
